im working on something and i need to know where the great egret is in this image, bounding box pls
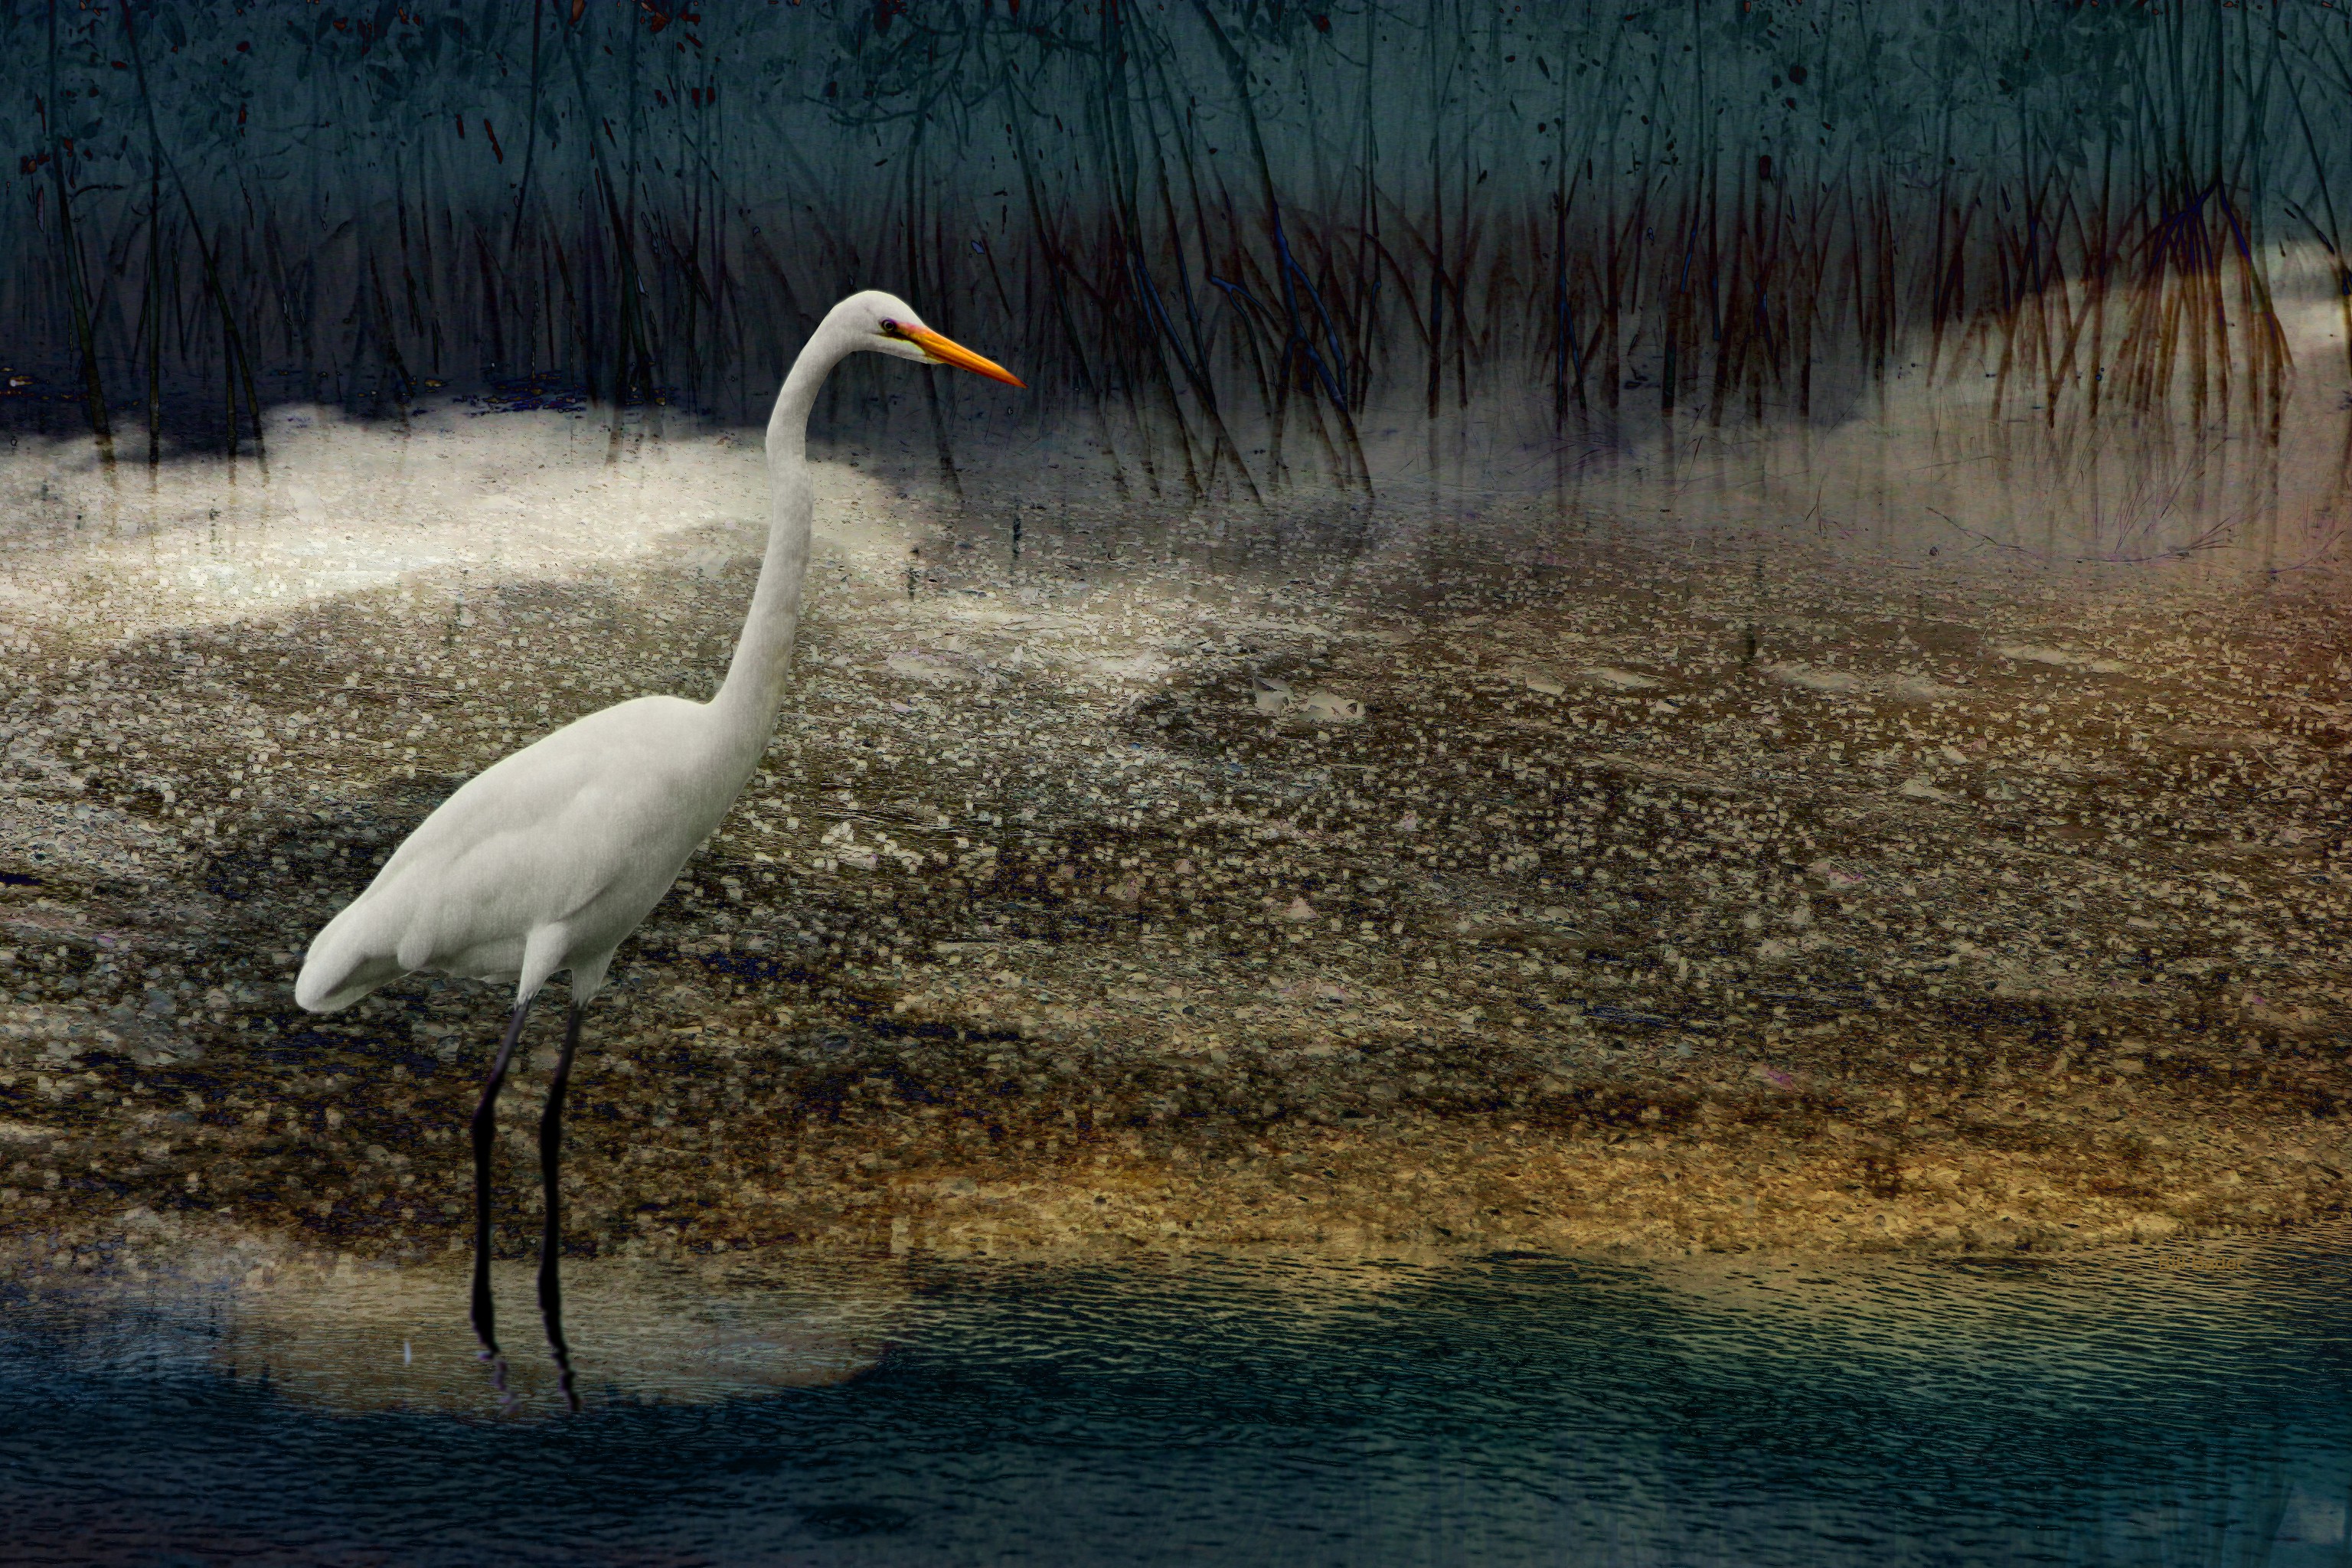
[294,291,1022,1407]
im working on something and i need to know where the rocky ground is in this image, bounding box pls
[2,411,2349,1282]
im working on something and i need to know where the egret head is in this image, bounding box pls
[833,290,1024,387]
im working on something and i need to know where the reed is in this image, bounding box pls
[39,0,110,450]
[4,1,2345,493]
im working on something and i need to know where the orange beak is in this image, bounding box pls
[902,325,1026,388]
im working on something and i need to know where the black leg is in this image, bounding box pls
[538,1001,585,1413]
[470,999,533,1377]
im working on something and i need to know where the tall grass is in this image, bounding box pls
[5,0,2348,497]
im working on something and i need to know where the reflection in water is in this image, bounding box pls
[3,1232,2348,1565]
[19,1253,894,1417]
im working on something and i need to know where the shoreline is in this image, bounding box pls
[7,1027,2348,1272]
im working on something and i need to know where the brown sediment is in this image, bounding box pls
[5,996,2350,1273]
[0,430,2346,1273]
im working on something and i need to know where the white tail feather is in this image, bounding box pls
[295,901,405,1012]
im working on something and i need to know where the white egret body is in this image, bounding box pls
[293,292,1021,1405]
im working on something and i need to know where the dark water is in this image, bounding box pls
[4,1235,2349,1567]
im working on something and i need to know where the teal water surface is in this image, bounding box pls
[3,1232,2347,1566]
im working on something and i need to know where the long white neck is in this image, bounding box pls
[709,321,849,751]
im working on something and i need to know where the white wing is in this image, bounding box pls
[296,695,740,1011]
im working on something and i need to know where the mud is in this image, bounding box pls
[2,411,2347,1273]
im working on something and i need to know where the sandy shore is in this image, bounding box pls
[8,1012,2350,1276]
[1,408,2347,1272]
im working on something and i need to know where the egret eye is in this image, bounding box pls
[880,318,900,335]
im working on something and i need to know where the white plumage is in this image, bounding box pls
[297,694,725,1011]
[293,291,1022,1406]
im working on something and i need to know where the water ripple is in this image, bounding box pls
[3,1230,2348,1565]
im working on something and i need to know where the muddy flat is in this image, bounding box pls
[2,409,2347,1279]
